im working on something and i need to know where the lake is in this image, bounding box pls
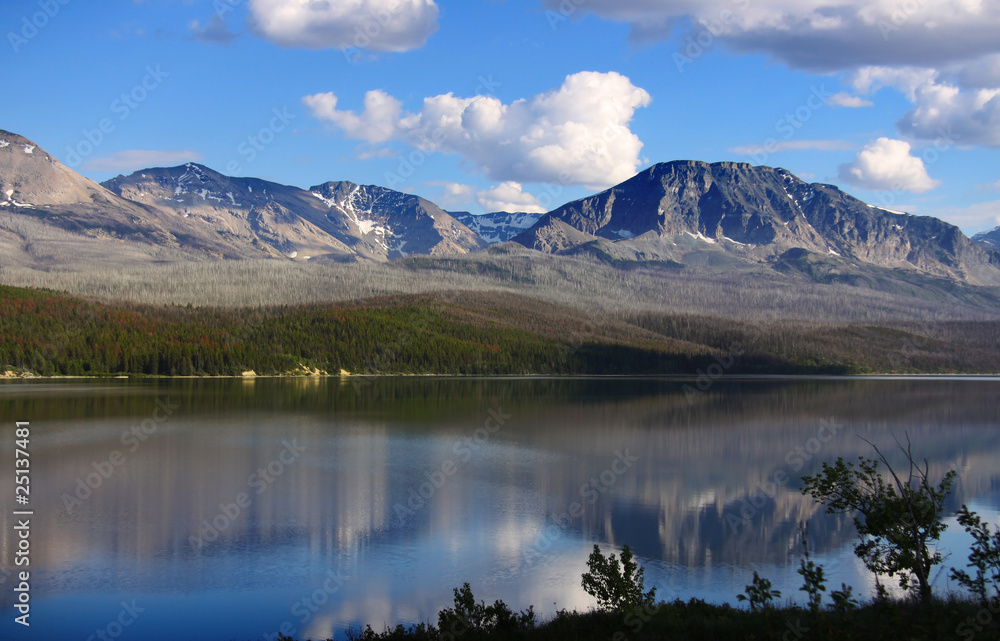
[1,377,998,640]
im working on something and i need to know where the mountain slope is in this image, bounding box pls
[103,164,484,261]
[309,180,484,259]
[4,127,999,290]
[513,161,1000,285]
[1,129,484,265]
[973,226,1000,249]
[0,129,225,254]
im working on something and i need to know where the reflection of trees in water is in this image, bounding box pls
[1,377,998,595]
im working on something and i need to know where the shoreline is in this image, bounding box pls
[2,372,999,381]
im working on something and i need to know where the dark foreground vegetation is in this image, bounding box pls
[277,442,1000,641]
[288,591,996,641]
[1,284,999,376]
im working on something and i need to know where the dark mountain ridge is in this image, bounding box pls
[513,161,1000,285]
[2,128,998,288]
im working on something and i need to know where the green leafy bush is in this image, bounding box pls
[580,544,657,611]
[437,583,535,638]
[950,504,1000,604]
[737,571,782,611]
[801,436,955,603]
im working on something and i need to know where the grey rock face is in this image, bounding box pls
[513,161,1000,285]
[972,226,1000,249]
[102,164,484,261]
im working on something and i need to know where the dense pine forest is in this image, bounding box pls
[1,284,998,377]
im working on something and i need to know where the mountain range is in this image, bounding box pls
[3,128,1000,286]
[973,227,1000,249]
[512,161,1000,285]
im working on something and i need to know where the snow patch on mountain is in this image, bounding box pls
[686,231,716,244]
[341,185,390,241]
[869,204,907,216]
[310,191,335,208]
[450,211,543,244]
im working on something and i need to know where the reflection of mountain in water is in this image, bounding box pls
[1,377,998,601]
[519,378,998,565]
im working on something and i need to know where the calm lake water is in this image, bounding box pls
[0,377,998,640]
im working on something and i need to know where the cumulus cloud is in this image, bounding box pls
[82,150,204,173]
[849,66,939,100]
[541,0,1000,71]
[476,182,546,214]
[847,65,1000,147]
[439,182,477,207]
[436,182,546,214]
[838,137,940,194]
[304,71,652,188]
[248,0,439,52]
[544,2,1000,154]
[827,92,873,108]
[897,81,1000,147]
[303,90,403,144]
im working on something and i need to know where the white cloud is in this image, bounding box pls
[436,182,547,214]
[897,80,1000,147]
[541,1,1000,71]
[849,66,939,100]
[435,182,477,210]
[848,65,1000,147]
[303,90,403,144]
[925,200,1000,233]
[304,71,652,188]
[444,183,475,198]
[476,182,546,214]
[838,137,940,193]
[730,139,855,155]
[82,150,204,173]
[827,92,873,108]
[248,0,439,52]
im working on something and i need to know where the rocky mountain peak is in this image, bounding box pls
[513,160,1000,285]
[972,226,1000,249]
[3,127,997,284]
[0,129,114,207]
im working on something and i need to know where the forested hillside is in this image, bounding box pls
[1,285,998,377]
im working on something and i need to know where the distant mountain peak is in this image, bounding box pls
[100,161,484,262]
[2,127,997,284]
[450,211,544,244]
[972,226,1000,249]
[513,160,1000,285]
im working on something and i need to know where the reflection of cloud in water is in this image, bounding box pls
[0,377,998,638]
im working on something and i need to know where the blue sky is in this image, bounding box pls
[2,0,999,233]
